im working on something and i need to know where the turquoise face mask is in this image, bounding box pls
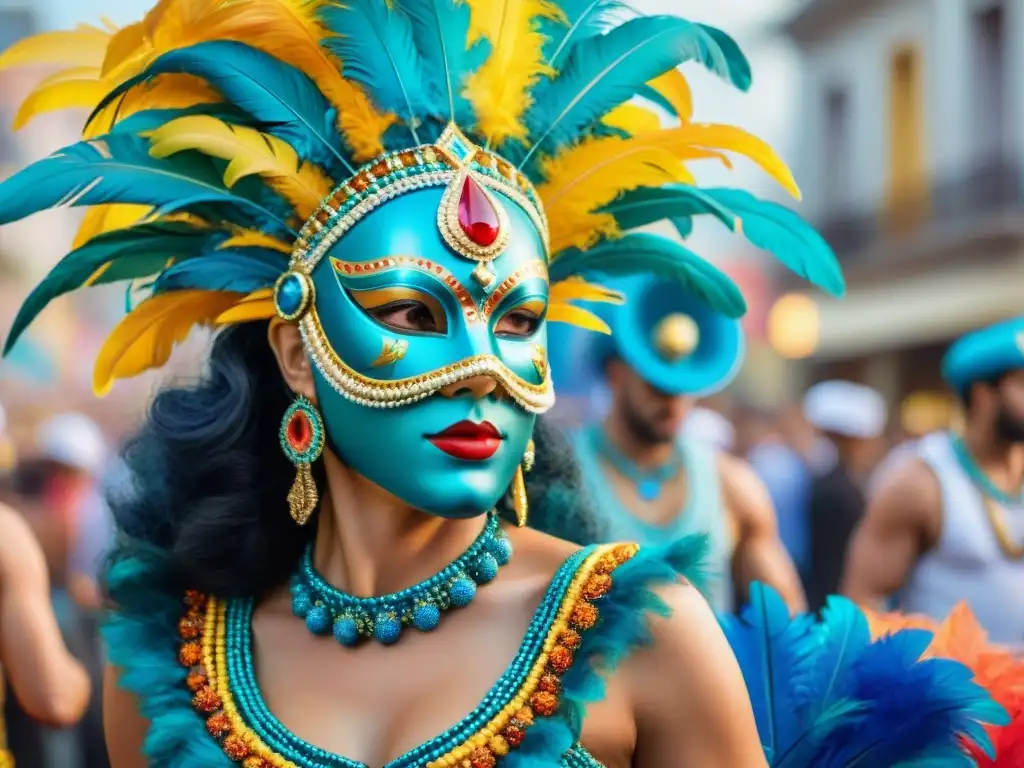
[286,146,552,517]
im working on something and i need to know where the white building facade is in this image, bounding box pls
[784,0,1024,403]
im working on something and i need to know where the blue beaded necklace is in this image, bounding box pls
[595,428,682,502]
[951,435,1024,507]
[289,511,511,646]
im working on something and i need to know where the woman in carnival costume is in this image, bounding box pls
[0,1,1006,766]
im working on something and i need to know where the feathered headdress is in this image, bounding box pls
[0,0,845,392]
[868,603,1024,766]
[721,584,1008,766]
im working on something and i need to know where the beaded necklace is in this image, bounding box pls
[951,436,1024,506]
[289,511,512,646]
[595,429,682,502]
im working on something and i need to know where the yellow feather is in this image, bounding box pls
[546,303,611,334]
[13,78,112,130]
[148,116,333,219]
[463,0,564,145]
[549,276,624,305]
[73,204,152,250]
[93,289,242,395]
[220,231,292,254]
[537,135,694,253]
[213,288,276,325]
[34,66,102,89]
[602,104,661,135]
[0,23,112,70]
[646,69,692,122]
[669,123,800,199]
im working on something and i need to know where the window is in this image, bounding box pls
[887,45,928,233]
[821,85,850,212]
[971,2,1005,165]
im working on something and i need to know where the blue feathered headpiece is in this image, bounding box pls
[0,0,844,392]
[721,583,1008,766]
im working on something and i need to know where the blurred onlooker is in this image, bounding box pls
[746,403,832,579]
[843,318,1024,646]
[683,406,735,453]
[803,381,887,611]
[4,412,112,768]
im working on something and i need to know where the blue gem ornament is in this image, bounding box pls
[473,553,500,584]
[413,603,441,632]
[333,616,360,646]
[374,613,402,645]
[449,576,477,608]
[274,271,313,322]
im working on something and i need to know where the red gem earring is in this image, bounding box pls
[280,396,325,525]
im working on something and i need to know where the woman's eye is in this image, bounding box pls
[495,308,541,338]
[369,300,442,333]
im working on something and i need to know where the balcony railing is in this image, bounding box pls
[815,159,1024,261]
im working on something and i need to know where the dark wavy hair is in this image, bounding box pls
[106,322,606,599]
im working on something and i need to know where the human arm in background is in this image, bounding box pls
[629,581,769,767]
[840,458,942,610]
[0,501,91,726]
[720,453,808,614]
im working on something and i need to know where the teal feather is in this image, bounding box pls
[102,548,233,768]
[521,16,750,165]
[602,184,737,232]
[90,41,353,176]
[3,222,220,356]
[318,1,433,142]
[0,134,290,232]
[396,0,488,126]
[540,0,626,68]
[151,250,283,294]
[550,233,747,318]
[701,188,846,297]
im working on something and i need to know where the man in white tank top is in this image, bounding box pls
[843,316,1024,646]
[557,275,806,614]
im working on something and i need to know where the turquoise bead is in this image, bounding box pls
[291,588,312,618]
[449,577,476,607]
[333,616,359,646]
[489,536,513,566]
[305,605,331,635]
[412,603,440,631]
[374,614,402,645]
[473,553,500,584]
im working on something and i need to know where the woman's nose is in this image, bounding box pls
[439,374,499,400]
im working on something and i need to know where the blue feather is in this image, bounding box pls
[90,41,352,176]
[540,0,626,68]
[3,222,222,356]
[719,583,818,760]
[817,630,1007,767]
[701,188,846,297]
[0,134,289,232]
[318,1,433,142]
[396,0,488,126]
[551,233,747,318]
[521,16,751,165]
[151,249,283,294]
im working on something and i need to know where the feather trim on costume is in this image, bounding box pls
[723,585,1008,767]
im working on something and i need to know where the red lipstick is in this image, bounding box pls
[427,420,503,461]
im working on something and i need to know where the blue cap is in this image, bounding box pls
[942,316,1024,396]
[549,274,745,398]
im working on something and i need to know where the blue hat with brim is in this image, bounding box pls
[550,274,745,398]
[942,316,1024,396]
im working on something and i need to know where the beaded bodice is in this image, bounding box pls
[175,544,639,768]
[103,535,709,768]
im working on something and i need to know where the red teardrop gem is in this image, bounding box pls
[457,176,500,247]
[288,411,313,453]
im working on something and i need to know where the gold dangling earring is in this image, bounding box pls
[513,438,536,528]
[280,395,326,525]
